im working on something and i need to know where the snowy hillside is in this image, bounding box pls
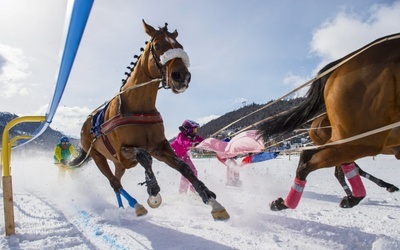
[1,152,400,249]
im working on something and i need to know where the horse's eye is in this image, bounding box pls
[154,43,160,50]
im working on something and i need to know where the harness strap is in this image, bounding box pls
[101,135,118,159]
[96,112,163,160]
[101,112,163,135]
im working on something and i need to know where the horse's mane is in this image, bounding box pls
[120,23,176,87]
[159,23,169,32]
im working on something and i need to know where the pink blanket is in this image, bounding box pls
[196,130,264,159]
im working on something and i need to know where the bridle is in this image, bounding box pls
[148,31,190,90]
[121,25,190,92]
[149,33,169,89]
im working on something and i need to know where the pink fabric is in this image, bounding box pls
[171,132,203,158]
[341,163,366,197]
[170,131,203,193]
[284,178,306,209]
[196,130,264,159]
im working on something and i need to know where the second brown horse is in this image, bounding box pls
[258,33,400,211]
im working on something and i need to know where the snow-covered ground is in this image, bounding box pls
[0,151,399,249]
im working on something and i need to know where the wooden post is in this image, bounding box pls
[2,176,15,235]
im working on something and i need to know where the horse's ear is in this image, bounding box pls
[142,19,157,37]
[171,29,178,39]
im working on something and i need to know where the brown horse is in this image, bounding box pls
[71,20,229,220]
[257,33,400,211]
[310,114,399,208]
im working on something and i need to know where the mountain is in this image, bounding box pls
[0,111,79,151]
[197,98,305,139]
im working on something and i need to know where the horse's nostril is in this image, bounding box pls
[171,72,182,81]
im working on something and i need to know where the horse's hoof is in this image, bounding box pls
[340,195,365,208]
[134,203,148,217]
[386,185,399,193]
[270,197,288,211]
[207,198,230,221]
[147,193,162,208]
[211,208,230,221]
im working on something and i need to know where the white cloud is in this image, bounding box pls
[35,105,92,138]
[0,44,31,98]
[197,115,220,126]
[310,2,400,63]
[283,73,311,98]
[286,2,400,95]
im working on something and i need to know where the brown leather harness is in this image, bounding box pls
[99,112,163,159]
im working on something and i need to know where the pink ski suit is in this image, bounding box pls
[170,131,203,193]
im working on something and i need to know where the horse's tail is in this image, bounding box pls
[258,61,339,141]
[69,147,92,167]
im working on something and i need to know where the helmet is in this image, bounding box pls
[179,119,199,138]
[60,136,70,143]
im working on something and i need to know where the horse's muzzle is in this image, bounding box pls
[170,71,191,93]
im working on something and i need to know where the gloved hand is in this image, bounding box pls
[60,159,68,165]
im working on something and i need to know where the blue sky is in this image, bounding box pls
[0,0,399,139]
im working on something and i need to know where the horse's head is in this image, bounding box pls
[142,20,191,94]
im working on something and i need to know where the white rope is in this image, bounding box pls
[277,121,400,153]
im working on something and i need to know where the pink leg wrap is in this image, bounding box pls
[284,178,307,209]
[341,163,366,197]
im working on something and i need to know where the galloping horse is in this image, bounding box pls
[257,33,400,211]
[310,114,399,208]
[71,20,229,220]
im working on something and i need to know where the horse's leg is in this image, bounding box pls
[154,140,230,221]
[91,149,146,216]
[120,146,162,209]
[270,149,314,211]
[91,150,122,192]
[356,163,400,193]
[114,165,126,207]
[270,144,378,211]
[334,165,352,196]
[338,162,366,208]
[114,162,148,216]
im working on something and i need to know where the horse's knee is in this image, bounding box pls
[109,178,122,192]
[135,148,153,167]
[334,166,343,180]
[296,149,318,179]
[120,146,152,168]
[115,165,126,180]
